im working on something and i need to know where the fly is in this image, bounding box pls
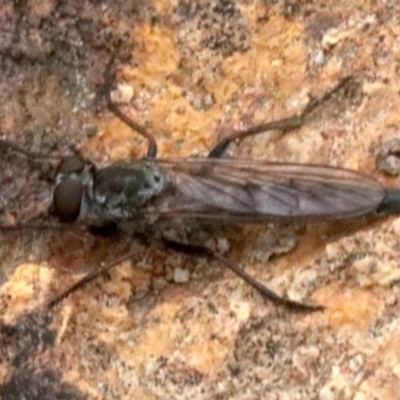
[2,68,399,312]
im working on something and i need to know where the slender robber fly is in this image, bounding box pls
[1,70,400,312]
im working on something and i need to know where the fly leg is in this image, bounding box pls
[103,64,352,160]
[45,247,147,309]
[207,76,353,158]
[163,239,323,312]
[103,62,158,159]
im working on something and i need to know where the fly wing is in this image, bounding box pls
[151,158,385,222]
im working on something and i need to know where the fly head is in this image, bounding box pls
[51,154,92,223]
[51,153,170,234]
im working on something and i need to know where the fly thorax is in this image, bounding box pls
[89,161,168,220]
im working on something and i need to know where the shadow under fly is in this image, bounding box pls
[2,67,400,313]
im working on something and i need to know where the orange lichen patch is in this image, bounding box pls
[281,231,327,270]
[98,13,310,161]
[380,335,400,369]
[96,286,246,376]
[0,364,9,383]
[154,0,175,15]
[114,300,183,368]
[349,333,400,399]
[182,332,230,375]
[314,284,382,331]
[125,24,219,156]
[219,13,307,109]
[0,263,54,322]
[128,24,180,80]
[175,297,251,375]
[357,379,400,400]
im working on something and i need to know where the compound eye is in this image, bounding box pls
[52,179,83,222]
[56,154,86,175]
